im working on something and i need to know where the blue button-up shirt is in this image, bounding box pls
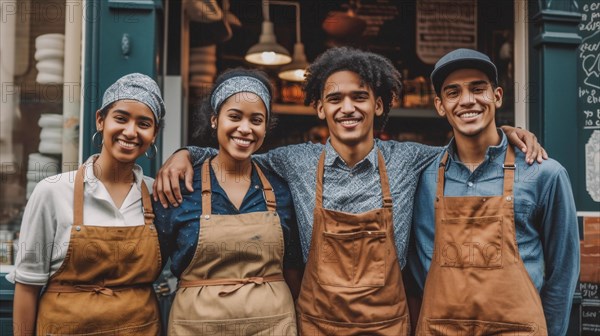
[409,130,580,336]
[189,139,441,268]
[154,159,303,277]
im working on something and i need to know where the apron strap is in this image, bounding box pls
[45,283,150,296]
[315,151,326,207]
[436,146,517,198]
[502,145,516,197]
[201,159,278,215]
[73,163,155,226]
[140,181,155,225]
[201,160,212,216]
[436,151,450,200]
[73,165,86,227]
[376,151,393,208]
[316,149,392,208]
[178,274,285,296]
[253,162,277,212]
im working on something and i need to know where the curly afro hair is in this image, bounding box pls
[303,47,402,131]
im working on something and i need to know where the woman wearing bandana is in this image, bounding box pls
[154,69,302,335]
[9,73,166,335]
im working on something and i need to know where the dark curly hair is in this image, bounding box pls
[303,47,402,130]
[191,68,277,142]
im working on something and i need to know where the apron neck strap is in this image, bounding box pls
[253,162,277,212]
[72,163,155,226]
[140,181,155,225]
[200,159,278,216]
[436,145,517,197]
[502,145,516,196]
[315,149,393,209]
[73,165,85,226]
[201,160,212,216]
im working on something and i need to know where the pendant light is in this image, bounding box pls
[274,1,309,82]
[245,0,292,66]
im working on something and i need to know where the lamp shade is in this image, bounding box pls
[278,42,308,82]
[245,21,291,65]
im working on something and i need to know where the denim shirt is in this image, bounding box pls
[154,159,303,277]
[409,130,580,336]
[188,139,441,268]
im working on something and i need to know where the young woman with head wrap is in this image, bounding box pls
[154,68,302,335]
[10,73,166,335]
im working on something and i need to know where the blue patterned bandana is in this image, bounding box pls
[100,73,165,123]
[210,76,271,117]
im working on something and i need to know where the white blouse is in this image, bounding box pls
[7,155,154,285]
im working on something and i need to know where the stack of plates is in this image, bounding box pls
[38,114,63,155]
[26,153,60,199]
[35,34,64,84]
[189,45,217,97]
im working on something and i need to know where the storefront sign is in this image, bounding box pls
[578,0,600,208]
[415,0,477,65]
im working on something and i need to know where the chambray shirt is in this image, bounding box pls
[409,130,580,336]
[189,139,441,268]
[154,159,303,277]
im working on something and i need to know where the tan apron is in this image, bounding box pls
[168,161,297,336]
[36,165,162,335]
[296,150,410,336]
[416,146,548,335]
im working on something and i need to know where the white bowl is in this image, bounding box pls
[40,127,63,141]
[35,35,64,51]
[36,72,63,84]
[39,141,62,155]
[34,48,64,61]
[36,59,64,75]
[38,114,63,128]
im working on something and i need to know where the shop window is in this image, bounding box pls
[0,0,69,265]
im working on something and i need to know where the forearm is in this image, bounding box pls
[185,146,217,165]
[13,282,42,336]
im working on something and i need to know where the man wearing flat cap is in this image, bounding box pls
[409,48,579,335]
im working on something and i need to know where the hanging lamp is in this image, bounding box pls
[245,0,292,66]
[274,1,308,82]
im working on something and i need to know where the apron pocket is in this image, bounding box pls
[169,312,297,336]
[317,230,387,287]
[299,312,409,336]
[425,318,539,336]
[439,216,503,268]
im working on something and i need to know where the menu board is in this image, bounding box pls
[581,282,600,336]
[578,0,600,207]
[415,0,477,64]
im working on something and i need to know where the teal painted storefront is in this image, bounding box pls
[70,0,596,334]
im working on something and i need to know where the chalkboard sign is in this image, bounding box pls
[581,282,600,336]
[578,0,600,209]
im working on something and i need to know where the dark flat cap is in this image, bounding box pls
[431,48,498,96]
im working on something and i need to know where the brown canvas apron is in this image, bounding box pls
[415,146,548,335]
[168,161,297,336]
[36,165,162,335]
[296,150,410,336]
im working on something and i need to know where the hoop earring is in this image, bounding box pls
[92,131,103,148]
[145,143,158,159]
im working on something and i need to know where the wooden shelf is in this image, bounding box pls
[273,103,440,119]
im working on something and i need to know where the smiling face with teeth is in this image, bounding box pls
[211,92,267,164]
[434,68,503,143]
[317,70,383,155]
[96,100,157,164]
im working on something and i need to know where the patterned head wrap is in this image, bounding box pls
[100,73,165,123]
[210,76,271,118]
